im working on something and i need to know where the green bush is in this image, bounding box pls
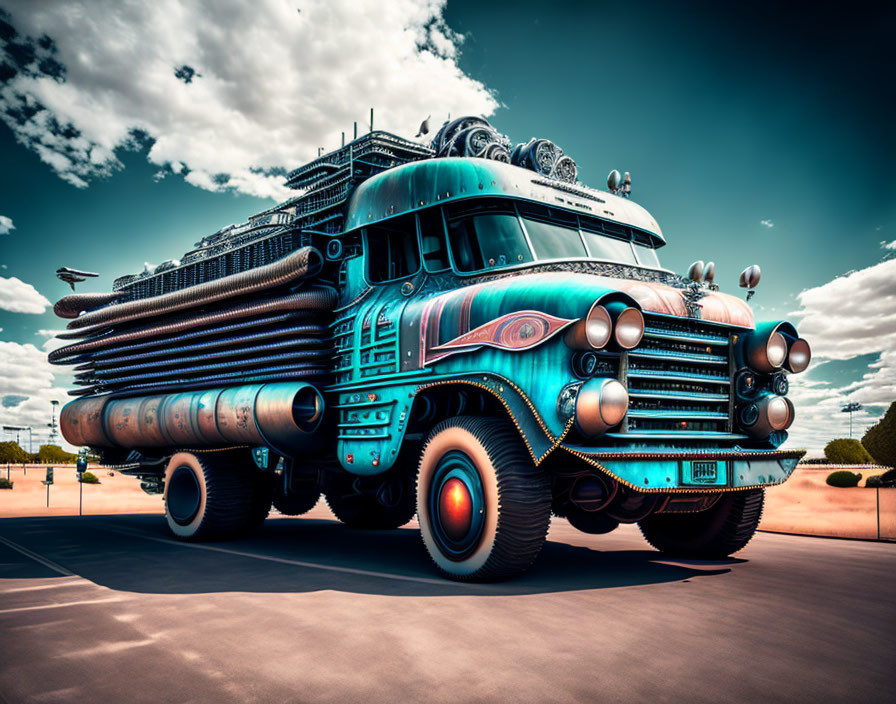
[0,477,13,489]
[37,444,78,464]
[878,469,896,488]
[826,470,862,488]
[79,471,100,485]
[824,438,875,465]
[0,441,30,464]
[862,401,896,467]
[866,476,882,488]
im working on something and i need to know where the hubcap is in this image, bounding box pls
[429,450,485,560]
[167,465,202,525]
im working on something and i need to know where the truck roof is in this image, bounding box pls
[345,157,664,246]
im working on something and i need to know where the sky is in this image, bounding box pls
[0,0,893,453]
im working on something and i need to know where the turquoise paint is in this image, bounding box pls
[345,158,664,244]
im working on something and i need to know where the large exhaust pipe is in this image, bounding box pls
[61,382,324,456]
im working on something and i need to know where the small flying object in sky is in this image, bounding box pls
[56,266,99,290]
[416,115,431,138]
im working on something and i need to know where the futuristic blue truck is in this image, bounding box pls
[51,116,810,580]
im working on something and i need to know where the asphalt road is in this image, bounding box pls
[0,509,893,704]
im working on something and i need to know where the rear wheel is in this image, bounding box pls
[272,482,321,516]
[638,489,764,558]
[163,452,252,540]
[247,471,274,529]
[417,416,551,581]
[325,470,416,529]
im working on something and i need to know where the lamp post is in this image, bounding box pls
[840,402,862,439]
[2,424,32,453]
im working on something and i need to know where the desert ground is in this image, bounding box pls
[2,464,893,541]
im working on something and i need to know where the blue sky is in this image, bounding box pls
[0,0,893,452]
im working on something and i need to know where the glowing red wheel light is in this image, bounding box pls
[438,477,473,542]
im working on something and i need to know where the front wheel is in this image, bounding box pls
[417,416,551,581]
[638,489,764,558]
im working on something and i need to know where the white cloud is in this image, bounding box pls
[882,240,896,251]
[0,215,14,235]
[0,341,74,451]
[785,257,896,454]
[760,219,774,228]
[35,329,67,353]
[0,0,498,200]
[0,276,51,314]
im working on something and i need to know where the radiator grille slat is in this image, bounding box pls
[626,316,736,437]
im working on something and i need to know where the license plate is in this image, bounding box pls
[692,461,718,483]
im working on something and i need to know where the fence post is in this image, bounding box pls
[877,486,880,541]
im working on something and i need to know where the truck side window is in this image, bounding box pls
[447,213,533,272]
[366,214,420,282]
[417,207,450,272]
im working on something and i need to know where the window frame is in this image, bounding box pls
[416,206,453,274]
[362,213,423,285]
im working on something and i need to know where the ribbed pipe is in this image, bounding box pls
[84,345,333,380]
[88,325,329,369]
[54,292,124,319]
[66,246,322,330]
[70,366,328,397]
[50,287,336,363]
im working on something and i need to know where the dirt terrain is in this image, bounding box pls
[761,466,895,540]
[2,464,893,541]
[0,465,161,517]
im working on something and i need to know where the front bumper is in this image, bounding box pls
[560,446,805,493]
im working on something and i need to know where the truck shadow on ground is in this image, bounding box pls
[0,514,739,597]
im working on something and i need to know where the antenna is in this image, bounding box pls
[354,121,358,140]
[341,131,345,147]
[370,108,374,133]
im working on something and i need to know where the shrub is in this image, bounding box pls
[862,401,896,467]
[824,438,875,465]
[37,444,78,464]
[0,441,30,464]
[866,476,882,488]
[0,477,12,489]
[878,468,896,488]
[826,470,862,488]
[79,471,100,485]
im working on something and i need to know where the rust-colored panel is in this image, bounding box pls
[60,396,111,447]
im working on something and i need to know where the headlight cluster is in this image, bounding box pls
[744,322,811,375]
[565,302,644,351]
[736,321,810,440]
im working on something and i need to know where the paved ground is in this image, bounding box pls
[0,508,893,704]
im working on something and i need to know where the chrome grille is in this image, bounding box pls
[619,316,746,442]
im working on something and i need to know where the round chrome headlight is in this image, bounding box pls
[740,394,794,437]
[766,395,791,430]
[565,304,612,349]
[574,378,629,437]
[767,332,787,369]
[786,338,811,374]
[614,307,644,350]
